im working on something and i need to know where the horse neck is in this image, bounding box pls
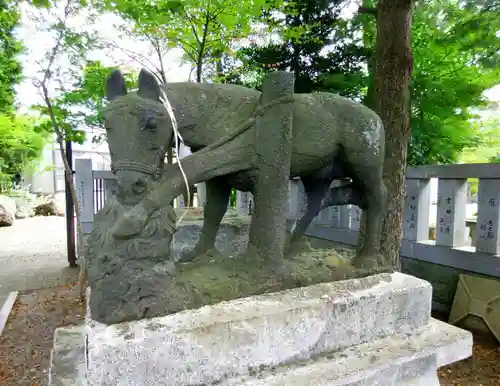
[163,83,212,130]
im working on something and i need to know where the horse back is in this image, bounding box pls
[291,92,384,160]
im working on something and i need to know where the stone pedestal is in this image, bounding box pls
[49,273,472,385]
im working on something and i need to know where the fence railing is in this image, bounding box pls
[75,159,500,310]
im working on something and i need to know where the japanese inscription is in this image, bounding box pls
[476,178,500,254]
[478,198,497,241]
[406,193,417,230]
[438,195,454,235]
[351,206,361,231]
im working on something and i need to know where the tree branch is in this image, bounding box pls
[195,8,212,82]
[177,37,199,54]
[185,12,202,46]
[107,41,163,83]
[433,48,499,81]
[40,0,72,87]
[358,6,377,16]
[143,32,168,83]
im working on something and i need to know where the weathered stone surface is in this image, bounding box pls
[48,273,472,386]
[48,325,87,386]
[0,195,16,226]
[224,319,472,385]
[84,273,433,385]
[0,204,14,226]
[449,273,500,341]
[172,210,250,260]
[88,198,372,326]
[104,69,388,273]
[12,192,36,219]
[86,194,177,324]
[34,199,64,216]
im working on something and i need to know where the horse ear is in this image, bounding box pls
[106,70,127,101]
[138,69,161,101]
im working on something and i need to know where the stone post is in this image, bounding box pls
[435,179,468,247]
[248,71,295,266]
[476,178,500,254]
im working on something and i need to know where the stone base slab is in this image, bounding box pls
[49,273,472,385]
[225,318,471,385]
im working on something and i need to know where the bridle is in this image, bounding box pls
[110,145,167,181]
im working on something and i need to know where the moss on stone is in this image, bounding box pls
[89,200,392,323]
[160,245,391,316]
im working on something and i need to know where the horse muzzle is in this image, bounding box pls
[115,171,149,205]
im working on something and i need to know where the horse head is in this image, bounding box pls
[104,69,174,205]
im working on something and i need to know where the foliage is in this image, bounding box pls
[34,60,135,145]
[0,0,23,114]
[218,0,368,97]
[27,0,101,144]
[459,114,500,164]
[0,113,48,191]
[408,0,500,165]
[102,0,276,82]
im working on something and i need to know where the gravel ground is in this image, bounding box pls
[0,217,79,305]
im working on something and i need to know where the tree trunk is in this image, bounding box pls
[374,0,415,270]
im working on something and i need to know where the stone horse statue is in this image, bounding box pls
[104,69,387,268]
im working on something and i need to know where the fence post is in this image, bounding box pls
[475,178,500,254]
[197,183,206,208]
[287,179,303,220]
[339,205,361,230]
[75,158,94,236]
[236,191,253,215]
[330,206,341,228]
[435,178,468,247]
[403,178,431,241]
[103,178,117,199]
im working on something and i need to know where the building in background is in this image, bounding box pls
[22,132,111,196]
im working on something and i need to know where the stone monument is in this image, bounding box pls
[48,69,472,385]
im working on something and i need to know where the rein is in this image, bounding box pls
[109,94,294,179]
[111,145,166,181]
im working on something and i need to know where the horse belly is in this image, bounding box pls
[289,116,341,178]
[225,170,257,192]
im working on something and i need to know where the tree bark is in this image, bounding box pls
[373,0,415,270]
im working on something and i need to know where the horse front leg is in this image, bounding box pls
[110,135,254,239]
[179,177,231,262]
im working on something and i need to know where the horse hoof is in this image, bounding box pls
[351,253,385,270]
[179,247,222,262]
[285,237,313,258]
[178,249,204,262]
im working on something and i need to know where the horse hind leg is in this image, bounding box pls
[320,181,365,210]
[350,165,387,269]
[286,177,331,255]
[178,177,231,262]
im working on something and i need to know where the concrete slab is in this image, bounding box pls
[0,291,18,335]
[224,318,472,385]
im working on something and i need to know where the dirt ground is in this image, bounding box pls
[0,283,85,386]
[438,334,500,385]
[0,283,498,385]
[436,320,500,385]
